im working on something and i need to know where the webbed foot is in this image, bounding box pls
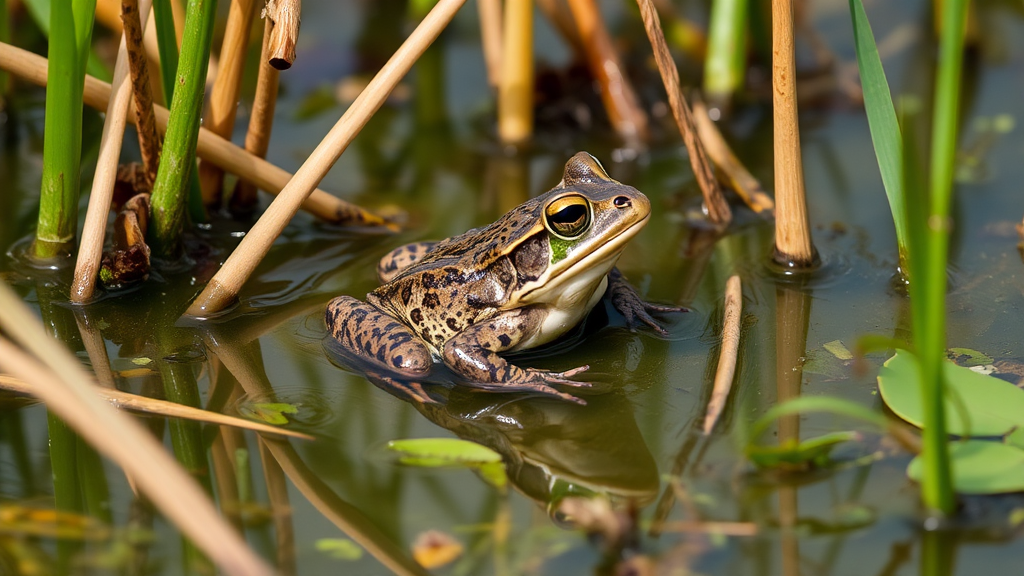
[608,268,687,335]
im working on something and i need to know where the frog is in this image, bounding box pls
[325,152,681,404]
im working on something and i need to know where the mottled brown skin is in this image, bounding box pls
[326,152,681,403]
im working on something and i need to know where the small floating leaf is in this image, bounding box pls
[387,438,502,465]
[388,438,507,490]
[878,349,1024,436]
[907,440,1024,494]
[747,431,861,469]
[316,538,363,561]
[412,530,463,569]
[131,357,152,366]
[824,340,854,361]
[240,403,299,425]
[947,348,993,367]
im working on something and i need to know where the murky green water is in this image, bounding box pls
[3,0,1024,574]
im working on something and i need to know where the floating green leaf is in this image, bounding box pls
[388,438,507,490]
[747,431,861,469]
[315,538,363,561]
[387,438,502,465]
[824,340,854,361]
[239,402,299,425]
[877,350,1024,436]
[946,348,993,367]
[907,440,1024,494]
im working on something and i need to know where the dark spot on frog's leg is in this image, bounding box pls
[422,292,440,308]
[410,308,424,324]
[401,284,413,305]
[446,318,460,331]
[498,334,512,347]
[393,355,404,367]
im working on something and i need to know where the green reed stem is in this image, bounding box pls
[912,0,968,517]
[703,0,747,104]
[33,0,96,259]
[152,0,207,224]
[150,0,218,256]
[76,436,112,524]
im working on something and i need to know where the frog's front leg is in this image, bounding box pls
[325,296,435,403]
[607,268,687,335]
[441,307,591,404]
[377,242,439,283]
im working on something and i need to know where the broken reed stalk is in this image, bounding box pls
[498,0,533,144]
[478,0,502,89]
[770,0,816,267]
[567,0,648,144]
[197,0,258,210]
[634,0,731,226]
[692,100,775,217]
[702,275,742,434]
[70,0,153,304]
[0,287,274,576]
[185,0,468,317]
[33,0,97,259]
[0,41,386,226]
[150,0,220,257]
[123,0,162,184]
[231,17,281,215]
[0,374,312,439]
[265,0,301,70]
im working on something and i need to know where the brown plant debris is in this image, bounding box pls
[121,0,162,186]
[411,530,462,569]
[264,0,301,70]
[101,187,151,289]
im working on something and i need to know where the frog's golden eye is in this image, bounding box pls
[544,195,592,239]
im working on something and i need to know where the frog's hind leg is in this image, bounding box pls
[440,307,591,405]
[325,296,433,378]
[377,242,439,283]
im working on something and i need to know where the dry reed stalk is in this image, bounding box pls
[0,292,274,576]
[122,0,161,185]
[197,0,259,209]
[230,17,280,215]
[498,0,533,144]
[0,374,313,439]
[185,0,467,317]
[70,0,154,304]
[265,0,300,70]
[634,0,731,226]
[567,0,648,144]
[701,275,741,434]
[74,312,117,389]
[478,0,502,88]
[692,101,775,217]
[0,41,389,226]
[771,0,816,266]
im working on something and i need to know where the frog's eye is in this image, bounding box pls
[544,195,592,239]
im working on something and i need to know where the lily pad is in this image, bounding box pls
[877,350,1024,436]
[907,440,1024,494]
[239,402,299,425]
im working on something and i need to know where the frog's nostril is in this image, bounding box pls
[613,196,631,208]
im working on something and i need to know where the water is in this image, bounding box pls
[3,0,1024,574]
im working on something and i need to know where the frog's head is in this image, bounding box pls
[514,152,651,303]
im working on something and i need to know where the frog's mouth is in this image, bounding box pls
[521,213,649,301]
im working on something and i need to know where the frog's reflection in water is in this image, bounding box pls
[396,381,659,511]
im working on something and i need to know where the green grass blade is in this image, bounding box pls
[703,0,748,104]
[848,0,908,267]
